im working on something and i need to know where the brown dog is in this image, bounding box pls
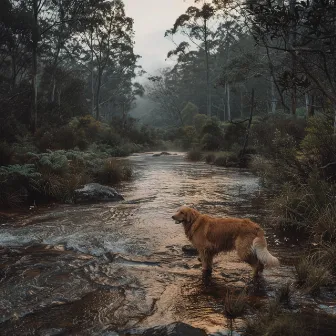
[172,206,279,277]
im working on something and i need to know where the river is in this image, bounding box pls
[0,153,311,335]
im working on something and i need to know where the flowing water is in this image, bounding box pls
[0,153,332,336]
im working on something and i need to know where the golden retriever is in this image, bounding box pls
[172,206,279,277]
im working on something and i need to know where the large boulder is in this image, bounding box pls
[141,322,207,336]
[74,183,124,203]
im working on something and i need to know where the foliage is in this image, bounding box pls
[205,153,216,164]
[181,102,199,126]
[0,142,14,166]
[186,150,203,162]
[223,288,247,319]
[95,159,133,186]
[177,126,198,150]
[193,114,209,133]
[214,152,239,167]
[295,256,330,294]
[0,164,40,207]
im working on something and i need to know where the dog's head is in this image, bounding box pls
[172,206,199,225]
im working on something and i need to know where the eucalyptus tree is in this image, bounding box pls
[165,1,221,116]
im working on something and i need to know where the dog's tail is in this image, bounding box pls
[252,236,279,267]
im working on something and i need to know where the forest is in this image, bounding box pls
[1,0,336,335]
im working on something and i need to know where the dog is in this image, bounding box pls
[172,206,279,277]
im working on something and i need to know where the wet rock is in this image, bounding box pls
[74,183,124,203]
[141,322,207,336]
[103,251,117,262]
[152,152,172,157]
[182,245,198,256]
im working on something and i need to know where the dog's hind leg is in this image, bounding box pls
[200,249,214,275]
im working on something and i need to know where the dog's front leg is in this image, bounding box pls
[200,249,213,276]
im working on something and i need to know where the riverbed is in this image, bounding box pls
[0,153,314,335]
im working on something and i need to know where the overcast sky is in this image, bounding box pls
[123,0,193,76]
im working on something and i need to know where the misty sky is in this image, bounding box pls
[123,0,193,76]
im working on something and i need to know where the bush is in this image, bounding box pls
[94,159,133,185]
[222,122,246,151]
[205,153,216,164]
[214,152,239,167]
[0,164,41,208]
[0,141,14,165]
[201,133,222,151]
[223,288,247,319]
[186,150,203,161]
[245,303,336,336]
[250,115,306,157]
[295,256,330,294]
[178,126,198,150]
[301,114,336,182]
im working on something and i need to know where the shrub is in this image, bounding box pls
[0,141,14,165]
[214,152,239,167]
[29,151,70,175]
[94,159,133,185]
[223,288,247,319]
[295,256,330,294]
[245,304,336,336]
[179,126,198,150]
[301,114,336,182]
[250,115,306,157]
[201,133,222,151]
[0,164,41,208]
[223,122,246,151]
[205,153,216,164]
[186,150,203,162]
[38,169,91,202]
[194,113,209,133]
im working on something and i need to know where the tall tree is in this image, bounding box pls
[76,0,137,120]
[165,2,219,116]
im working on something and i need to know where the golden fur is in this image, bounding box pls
[172,206,279,277]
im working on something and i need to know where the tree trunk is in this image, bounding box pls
[204,17,211,117]
[309,95,315,117]
[50,1,65,103]
[305,93,310,117]
[90,33,95,116]
[221,97,226,121]
[95,68,102,120]
[241,89,255,157]
[227,83,231,120]
[51,77,56,102]
[291,81,297,116]
[240,89,244,118]
[289,0,297,116]
[11,53,17,90]
[31,0,39,133]
[271,76,277,113]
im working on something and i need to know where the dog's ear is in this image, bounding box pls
[186,208,198,224]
